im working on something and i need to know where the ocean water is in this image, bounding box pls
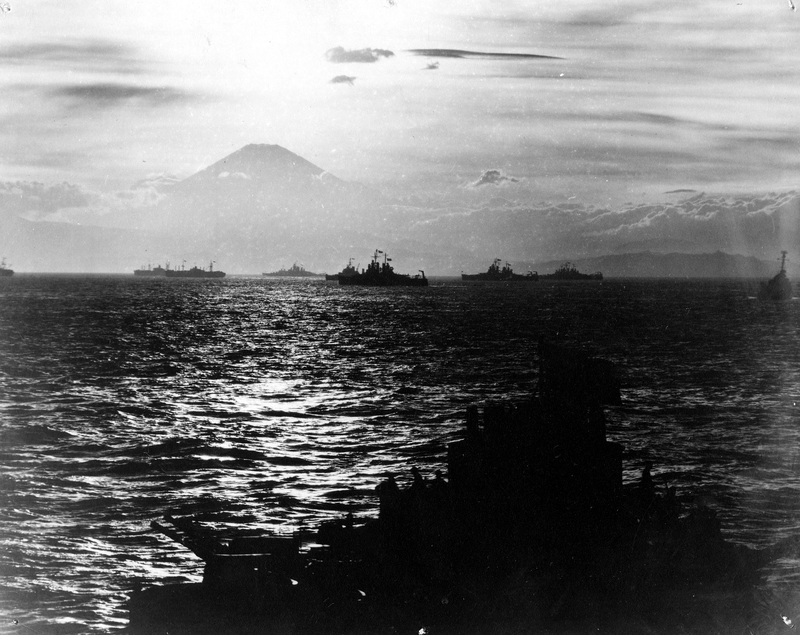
[1,275,800,634]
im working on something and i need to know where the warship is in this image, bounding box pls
[758,250,792,301]
[125,339,764,635]
[263,263,324,278]
[540,262,603,280]
[461,258,538,281]
[325,258,358,281]
[339,250,428,287]
[0,257,13,277]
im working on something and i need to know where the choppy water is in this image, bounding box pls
[1,275,800,634]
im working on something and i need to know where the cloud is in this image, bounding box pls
[408,49,562,60]
[113,173,180,207]
[0,39,146,75]
[51,83,192,109]
[471,170,520,187]
[330,75,356,85]
[325,47,394,63]
[131,173,181,191]
[0,176,178,225]
[0,181,94,219]
[405,192,800,263]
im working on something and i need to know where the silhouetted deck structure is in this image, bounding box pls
[127,338,763,635]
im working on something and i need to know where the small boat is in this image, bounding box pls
[758,251,792,301]
[339,250,428,286]
[540,261,603,280]
[0,257,14,277]
[462,258,538,281]
[263,263,324,278]
[325,258,358,281]
[165,261,226,279]
[133,263,167,277]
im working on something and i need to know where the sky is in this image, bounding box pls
[2,0,798,203]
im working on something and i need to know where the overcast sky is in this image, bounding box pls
[2,0,799,206]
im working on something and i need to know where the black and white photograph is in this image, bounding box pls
[1,1,800,633]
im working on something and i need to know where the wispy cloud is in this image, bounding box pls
[408,49,562,60]
[471,170,520,187]
[131,173,180,191]
[330,75,356,86]
[50,83,192,109]
[0,39,146,74]
[325,47,394,63]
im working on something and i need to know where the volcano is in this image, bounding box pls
[175,144,342,193]
[151,144,382,237]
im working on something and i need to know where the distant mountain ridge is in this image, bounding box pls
[3,143,798,274]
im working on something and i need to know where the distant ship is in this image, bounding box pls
[462,259,538,281]
[758,251,792,301]
[325,258,358,281]
[340,250,428,287]
[133,263,167,277]
[165,261,225,279]
[262,263,324,278]
[540,262,603,281]
[0,257,13,277]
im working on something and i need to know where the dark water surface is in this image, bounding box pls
[1,275,800,633]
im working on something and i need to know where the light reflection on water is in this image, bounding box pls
[0,276,799,632]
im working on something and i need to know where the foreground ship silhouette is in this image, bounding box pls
[126,338,764,635]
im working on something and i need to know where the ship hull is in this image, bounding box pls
[463,259,537,282]
[340,274,428,287]
[538,262,603,280]
[128,339,761,635]
[540,273,603,280]
[462,273,538,281]
[262,264,323,278]
[326,262,358,282]
[165,271,225,279]
[262,273,323,278]
[758,272,792,301]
